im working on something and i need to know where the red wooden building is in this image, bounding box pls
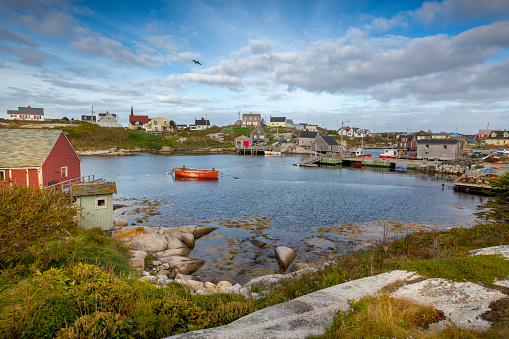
[0,129,81,188]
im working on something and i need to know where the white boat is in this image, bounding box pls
[353,148,372,158]
[379,149,398,159]
[264,151,281,156]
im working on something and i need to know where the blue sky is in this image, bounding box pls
[1,0,508,133]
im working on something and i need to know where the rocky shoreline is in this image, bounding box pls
[112,225,310,300]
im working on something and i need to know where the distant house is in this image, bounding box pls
[313,135,340,153]
[285,119,299,129]
[7,106,44,120]
[338,126,369,138]
[81,115,96,123]
[297,131,318,148]
[0,129,81,188]
[397,134,417,151]
[476,129,499,139]
[235,135,250,149]
[485,130,509,147]
[98,112,120,128]
[242,113,261,127]
[176,124,187,130]
[431,132,449,139]
[270,117,286,128]
[304,124,318,132]
[190,118,210,130]
[128,107,149,130]
[417,139,461,160]
[250,126,267,145]
[144,117,173,134]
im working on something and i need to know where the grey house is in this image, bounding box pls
[313,135,340,153]
[250,126,266,145]
[417,139,461,160]
[98,112,119,128]
[297,131,318,147]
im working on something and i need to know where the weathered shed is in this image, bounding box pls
[297,131,318,147]
[71,182,117,230]
[250,126,267,145]
[417,139,461,160]
[0,129,81,188]
[235,135,251,149]
[313,135,340,153]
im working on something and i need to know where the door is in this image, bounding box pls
[11,169,27,187]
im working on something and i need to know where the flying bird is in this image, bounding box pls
[192,60,202,65]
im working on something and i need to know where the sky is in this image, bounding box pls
[0,0,508,134]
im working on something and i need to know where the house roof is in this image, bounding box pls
[129,115,148,124]
[195,119,210,125]
[243,113,261,118]
[270,117,286,122]
[299,131,318,139]
[99,112,117,118]
[7,106,45,116]
[321,135,339,145]
[398,134,415,141]
[417,139,458,145]
[487,130,509,139]
[0,129,68,167]
[71,182,117,197]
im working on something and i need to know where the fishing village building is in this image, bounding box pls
[144,117,173,134]
[190,118,210,130]
[313,135,340,153]
[269,116,286,127]
[242,113,261,127]
[297,131,319,148]
[0,129,81,188]
[128,107,149,130]
[250,126,267,145]
[7,106,45,120]
[484,130,509,147]
[97,112,120,128]
[397,133,417,151]
[417,139,462,161]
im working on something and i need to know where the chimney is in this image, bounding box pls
[131,106,133,116]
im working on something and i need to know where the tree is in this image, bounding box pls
[475,173,509,222]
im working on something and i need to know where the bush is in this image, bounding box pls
[0,185,77,267]
[55,312,137,339]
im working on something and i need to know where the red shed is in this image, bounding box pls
[0,129,81,188]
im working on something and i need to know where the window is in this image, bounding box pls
[0,170,5,182]
[95,197,108,209]
[444,145,448,149]
[426,145,429,148]
[61,166,68,178]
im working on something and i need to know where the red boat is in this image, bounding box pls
[173,167,219,179]
[379,149,398,159]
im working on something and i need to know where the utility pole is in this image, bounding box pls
[387,124,390,145]
[337,120,350,160]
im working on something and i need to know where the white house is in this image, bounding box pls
[190,118,210,130]
[97,112,120,128]
[7,106,44,120]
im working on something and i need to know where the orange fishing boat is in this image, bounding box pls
[173,166,219,179]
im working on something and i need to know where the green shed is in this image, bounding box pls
[71,182,117,230]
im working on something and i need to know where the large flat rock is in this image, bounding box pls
[166,270,415,339]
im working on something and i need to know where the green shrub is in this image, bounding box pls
[55,312,138,339]
[0,185,77,267]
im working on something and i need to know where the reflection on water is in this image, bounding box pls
[82,153,483,283]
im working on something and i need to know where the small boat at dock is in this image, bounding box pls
[379,149,398,159]
[173,166,219,179]
[353,147,372,158]
[264,151,281,156]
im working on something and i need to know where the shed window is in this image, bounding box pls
[95,197,108,209]
[444,145,448,149]
[0,170,5,182]
[61,166,68,178]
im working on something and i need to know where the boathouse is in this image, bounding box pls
[235,135,250,149]
[417,139,461,160]
[0,129,81,188]
[297,131,318,148]
[71,182,117,230]
[250,126,267,145]
[313,135,340,153]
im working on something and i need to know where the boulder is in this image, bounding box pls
[193,226,218,240]
[139,275,158,284]
[158,256,205,275]
[289,263,309,272]
[250,238,267,248]
[112,226,168,252]
[186,280,205,292]
[181,233,195,249]
[114,218,129,227]
[128,250,147,270]
[175,274,201,283]
[166,237,189,251]
[204,282,218,294]
[274,246,297,270]
[156,248,191,257]
[217,280,233,293]
[244,274,287,291]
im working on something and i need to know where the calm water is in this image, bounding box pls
[82,153,483,283]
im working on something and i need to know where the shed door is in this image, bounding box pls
[243,140,249,148]
[11,170,27,187]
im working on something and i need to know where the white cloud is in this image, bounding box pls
[155,94,215,106]
[413,0,509,24]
